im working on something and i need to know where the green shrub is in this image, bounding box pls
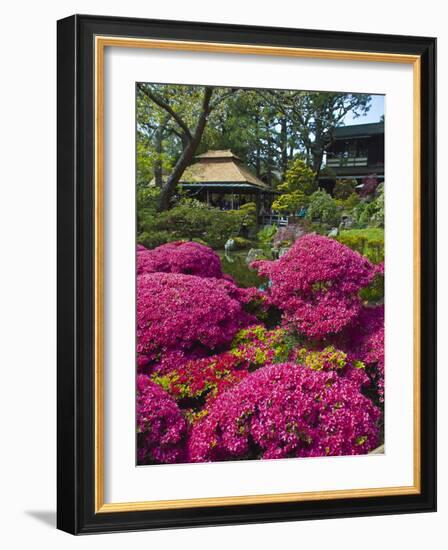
[272,190,308,214]
[360,273,384,304]
[281,158,317,196]
[237,202,257,230]
[137,230,173,249]
[137,186,161,212]
[272,159,316,214]
[333,179,357,200]
[337,228,384,264]
[338,192,360,211]
[257,225,278,244]
[352,201,374,228]
[370,184,384,227]
[231,236,252,250]
[352,184,384,228]
[137,187,161,235]
[138,203,255,249]
[306,189,340,226]
[334,228,384,303]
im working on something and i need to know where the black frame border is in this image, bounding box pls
[57,14,436,535]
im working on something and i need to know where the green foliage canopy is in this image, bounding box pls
[333,179,357,200]
[352,183,384,228]
[272,159,316,213]
[306,189,340,226]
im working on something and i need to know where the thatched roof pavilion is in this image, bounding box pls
[179,150,275,213]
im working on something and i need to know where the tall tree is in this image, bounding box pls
[261,90,371,178]
[138,84,238,211]
[136,85,373,210]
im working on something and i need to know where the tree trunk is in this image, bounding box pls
[312,148,324,181]
[280,117,288,179]
[265,117,274,186]
[255,112,261,178]
[158,88,213,211]
[153,123,164,188]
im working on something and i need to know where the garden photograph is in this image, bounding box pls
[135,82,385,466]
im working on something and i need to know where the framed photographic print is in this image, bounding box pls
[57,14,436,534]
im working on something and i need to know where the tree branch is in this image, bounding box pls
[158,87,214,211]
[209,88,238,109]
[139,86,193,140]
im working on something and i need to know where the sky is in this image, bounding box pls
[343,94,384,126]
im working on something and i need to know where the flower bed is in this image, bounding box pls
[136,238,385,464]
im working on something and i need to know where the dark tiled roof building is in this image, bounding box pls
[321,122,384,186]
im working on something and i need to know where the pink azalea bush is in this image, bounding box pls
[137,272,255,370]
[137,241,223,278]
[136,230,385,463]
[137,374,188,464]
[343,306,385,402]
[230,324,293,370]
[252,234,377,338]
[151,325,300,423]
[291,345,370,390]
[188,362,380,462]
[212,278,267,314]
[152,352,250,423]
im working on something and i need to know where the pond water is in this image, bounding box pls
[218,248,272,288]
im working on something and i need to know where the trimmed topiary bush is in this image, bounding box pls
[138,203,256,249]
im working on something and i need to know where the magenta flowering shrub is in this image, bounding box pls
[137,241,223,279]
[252,235,377,338]
[152,352,250,423]
[136,232,385,463]
[143,349,208,376]
[230,324,294,370]
[151,325,297,421]
[375,262,385,277]
[359,174,379,197]
[212,278,266,311]
[137,374,187,464]
[344,306,385,402]
[188,362,380,462]
[291,345,370,390]
[137,272,255,370]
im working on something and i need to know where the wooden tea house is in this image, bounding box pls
[179,150,276,219]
